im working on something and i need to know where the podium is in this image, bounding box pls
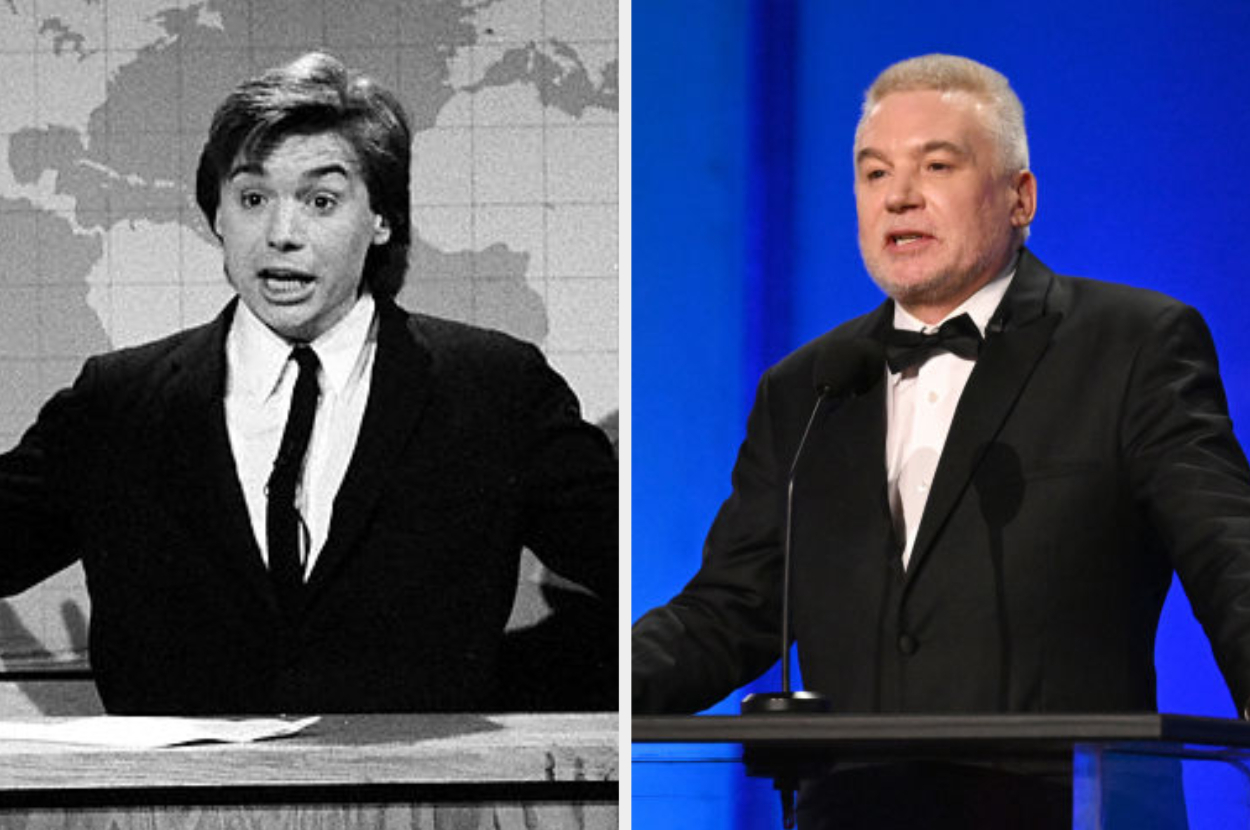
[0,712,617,829]
[633,713,1250,828]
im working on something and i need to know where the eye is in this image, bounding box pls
[309,193,339,213]
[863,168,887,182]
[927,161,952,172]
[239,190,266,209]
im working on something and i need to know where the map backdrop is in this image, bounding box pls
[0,0,618,694]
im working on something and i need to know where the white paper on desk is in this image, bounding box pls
[0,716,319,749]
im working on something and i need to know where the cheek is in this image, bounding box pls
[854,191,874,221]
[219,218,261,253]
[854,197,878,240]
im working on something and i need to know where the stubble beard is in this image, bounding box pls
[863,240,1010,314]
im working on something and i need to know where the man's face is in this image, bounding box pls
[854,89,1035,321]
[215,131,390,342]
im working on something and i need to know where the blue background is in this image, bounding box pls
[632,0,1250,825]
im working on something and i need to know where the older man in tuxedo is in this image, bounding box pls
[632,53,1250,827]
[0,52,617,715]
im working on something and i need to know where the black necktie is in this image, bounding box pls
[267,346,320,618]
[884,312,984,373]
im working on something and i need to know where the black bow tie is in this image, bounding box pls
[884,313,983,373]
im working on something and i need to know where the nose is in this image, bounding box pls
[884,170,923,213]
[266,200,304,251]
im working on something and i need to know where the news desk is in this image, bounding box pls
[0,712,617,829]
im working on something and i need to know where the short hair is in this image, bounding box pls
[854,54,1029,174]
[195,52,412,299]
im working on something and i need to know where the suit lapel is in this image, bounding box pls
[904,250,1062,579]
[798,305,897,563]
[157,300,275,607]
[304,299,433,602]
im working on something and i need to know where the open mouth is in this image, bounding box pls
[887,232,933,249]
[260,267,316,284]
[258,268,316,302]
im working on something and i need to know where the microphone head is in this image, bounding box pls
[812,338,885,396]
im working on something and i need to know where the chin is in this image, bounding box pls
[258,310,318,342]
[870,266,936,299]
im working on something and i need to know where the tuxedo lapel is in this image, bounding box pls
[304,299,433,602]
[156,300,275,607]
[904,251,1062,579]
[797,305,897,566]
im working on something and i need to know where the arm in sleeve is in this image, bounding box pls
[1123,303,1250,711]
[513,344,618,609]
[0,360,97,596]
[631,370,787,714]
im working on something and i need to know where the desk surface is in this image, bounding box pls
[0,712,618,792]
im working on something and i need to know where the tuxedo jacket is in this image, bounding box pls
[0,297,617,714]
[633,249,1250,715]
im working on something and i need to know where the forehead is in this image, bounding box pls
[228,131,363,181]
[856,89,991,155]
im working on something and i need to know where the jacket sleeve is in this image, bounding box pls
[512,343,618,607]
[632,369,787,714]
[0,359,99,596]
[1123,302,1250,712]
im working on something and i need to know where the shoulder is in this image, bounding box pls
[404,309,541,359]
[393,306,549,377]
[1038,263,1209,347]
[72,314,223,395]
[1009,248,1189,324]
[92,324,212,371]
[765,303,889,392]
[382,303,566,405]
[1054,272,1189,318]
[384,304,595,432]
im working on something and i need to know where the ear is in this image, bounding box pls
[1009,170,1037,229]
[372,213,392,245]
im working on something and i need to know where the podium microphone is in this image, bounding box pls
[740,338,884,829]
[742,338,884,716]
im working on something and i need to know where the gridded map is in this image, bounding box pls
[0,0,618,676]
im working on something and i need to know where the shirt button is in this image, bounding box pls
[898,634,918,655]
[927,391,939,404]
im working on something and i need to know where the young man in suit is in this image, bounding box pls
[0,52,617,714]
[632,54,1250,827]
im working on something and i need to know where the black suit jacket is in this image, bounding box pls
[633,249,1250,715]
[0,297,617,714]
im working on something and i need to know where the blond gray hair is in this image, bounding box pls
[854,54,1029,174]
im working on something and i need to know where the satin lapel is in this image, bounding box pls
[157,301,275,607]
[304,300,433,602]
[904,251,1061,579]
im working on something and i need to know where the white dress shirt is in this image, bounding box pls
[886,266,1015,569]
[224,294,377,577]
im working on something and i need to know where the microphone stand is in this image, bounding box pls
[741,386,833,829]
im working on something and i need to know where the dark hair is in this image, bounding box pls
[195,52,412,299]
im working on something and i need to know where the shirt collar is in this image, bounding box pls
[227,293,377,400]
[892,250,1019,336]
[312,292,377,396]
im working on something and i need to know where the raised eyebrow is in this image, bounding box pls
[300,163,352,183]
[225,161,264,182]
[224,163,352,183]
